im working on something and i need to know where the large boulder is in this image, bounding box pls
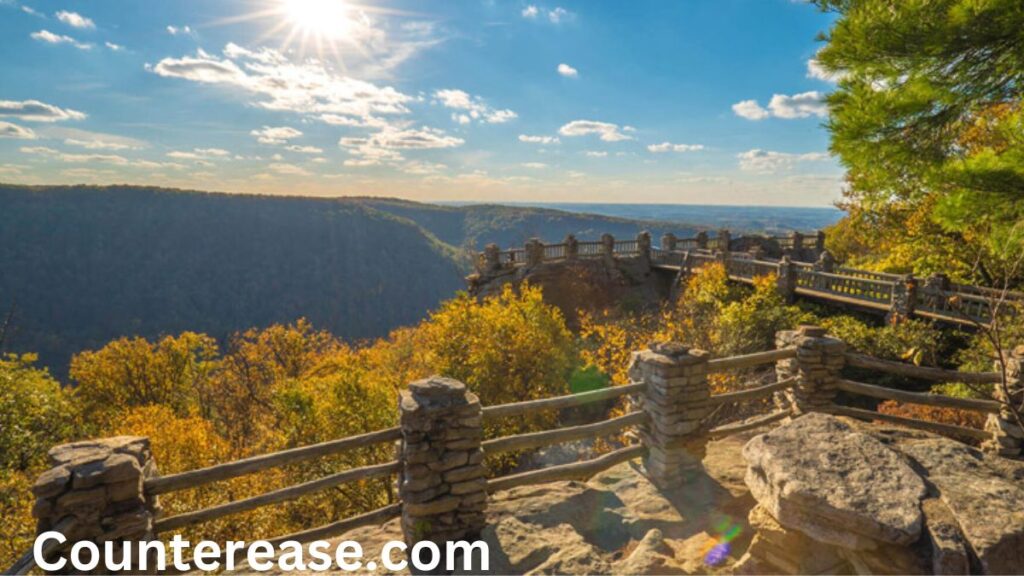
[742,413,927,550]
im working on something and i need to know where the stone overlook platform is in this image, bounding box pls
[469,230,1024,326]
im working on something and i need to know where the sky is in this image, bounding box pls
[0,0,844,206]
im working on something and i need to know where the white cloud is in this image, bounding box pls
[732,91,828,120]
[55,10,94,29]
[285,144,324,154]
[0,121,37,140]
[767,91,828,119]
[150,44,415,126]
[737,149,829,173]
[166,25,192,36]
[401,160,447,175]
[433,88,517,124]
[518,134,559,145]
[167,148,232,161]
[20,146,59,155]
[558,120,633,142]
[548,7,571,23]
[251,126,303,145]
[732,99,770,120]
[522,5,539,18]
[55,128,145,150]
[807,53,844,83]
[105,41,125,51]
[557,63,578,78]
[339,126,463,166]
[21,5,43,17]
[21,146,184,169]
[583,151,607,158]
[30,29,92,50]
[268,163,311,176]
[0,99,86,122]
[646,142,705,153]
[521,162,547,169]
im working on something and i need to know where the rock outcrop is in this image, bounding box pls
[738,414,1024,575]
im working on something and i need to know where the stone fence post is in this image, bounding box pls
[790,231,804,256]
[399,377,486,548]
[481,243,501,273]
[637,231,652,269]
[524,238,544,268]
[564,234,578,261]
[983,347,1024,458]
[32,437,161,570]
[718,229,731,255]
[661,233,678,252]
[601,233,615,267]
[774,326,846,415]
[695,231,709,250]
[630,342,712,489]
[887,274,918,324]
[814,230,826,255]
[813,250,835,273]
[776,256,797,303]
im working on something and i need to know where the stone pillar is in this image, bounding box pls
[776,256,797,303]
[813,249,835,273]
[481,243,500,273]
[774,326,846,415]
[524,238,544,268]
[629,342,712,489]
[791,231,804,255]
[718,229,732,254]
[982,347,1024,458]
[661,233,678,252]
[601,233,615,267]
[637,231,652,269]
[695,231,709,250]
[564,234,578,261]
[887,274,918,324]
[815,230,826,254]
[31,437,161,571]
[399,377,486,547]
[749,245,764,261]
[922,273,950,312]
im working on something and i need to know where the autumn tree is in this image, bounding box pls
[815,0,1024,285]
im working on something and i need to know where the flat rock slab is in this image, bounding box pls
[896,437,1024,575]
[743,413,927,550]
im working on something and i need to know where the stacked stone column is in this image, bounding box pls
[564,234,579,261]
[718,229,732,255]
[481,243,501,274]
[661,233,678,252]
[524,238,544,268]
[776,256,797,303]
[774,326,846,415]
[983,346,1024,458]
[887,274,918,324]
[31,436,160,571]
[637,231,652,270]
[399,377,487,547]
[813,250,835,273]
[629,342,712,489]
[695,231,709,250]
[601,233,615,267]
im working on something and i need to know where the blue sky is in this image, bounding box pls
[0,0,843,206]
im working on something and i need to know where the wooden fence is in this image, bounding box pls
[12,327,1020,574]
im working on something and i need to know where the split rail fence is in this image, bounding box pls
[11,326,1022,574]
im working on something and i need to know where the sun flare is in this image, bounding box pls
[281,0,353,39]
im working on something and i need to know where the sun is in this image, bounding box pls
[281,0,354,39]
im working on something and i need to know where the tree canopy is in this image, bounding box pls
[816,0,1024,285]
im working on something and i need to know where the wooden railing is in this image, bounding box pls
[16,327,1019,575]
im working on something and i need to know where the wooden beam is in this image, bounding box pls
[826,404,990,441]
[844,353,1002,384]
[482,382,645,421]
[709,377,797,406]
[707,410,790,440]
[836,379,1000,414]
[145,427,402,496]
[154,461,400,533]
[486,444,646,493]
[482,412,647,455]
[707,348,797,372]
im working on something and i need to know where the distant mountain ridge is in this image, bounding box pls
[0,184,826,376]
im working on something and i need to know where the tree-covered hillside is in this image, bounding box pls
[0,185,468,376]
[0,185,702,376]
